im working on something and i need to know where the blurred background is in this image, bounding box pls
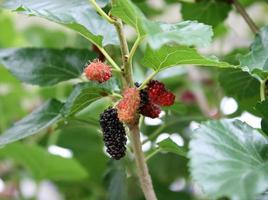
[0,0,268,199]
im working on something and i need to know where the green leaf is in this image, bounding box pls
[0,12,19,47]
[0,48,96,86]
[256,99,268,119]
[189,119,268,200]
[219,68,260,109]
[240,27,268,79]
[61,81,115,117]
[57,121,107,183]
[181,0,231,27]
[0,99,63,146]
[111,0,213,49]
[256,99,268,134]
[0,143,88,180]
[158,138,187,157]
[1,0,118,46]
[142,45,233,71]
[105,161,127,200]
[261,119,268,135]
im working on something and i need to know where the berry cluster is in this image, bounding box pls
[117,88,140,123]
[84,60,112,83]
[99,108,127,160]
[138,80,175,118]
[89,59,175,160]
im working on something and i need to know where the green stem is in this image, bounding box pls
[111,92,123,98]
[96,45,121,71]
[232,0,259,34]
[142,116,205,145]
[129,36,143,62]
[87,0,121,72]
[138,71,159,90]
[89,0,116,24]
[260,80,266,101]
[145,148,160,162]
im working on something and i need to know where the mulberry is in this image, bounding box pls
[139,102,161,118]
[134,82,149,108]
[99,108,127,160]
[117,88,140,123]
[84,60,112,83]
[147,80,175,106]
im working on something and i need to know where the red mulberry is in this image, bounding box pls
[147,80,175,106]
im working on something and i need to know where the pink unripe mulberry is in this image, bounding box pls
[84,60,112,83]
[117,88,140,123]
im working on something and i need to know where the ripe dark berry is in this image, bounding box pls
[139,102,161,118]
[99,108,127,160]
[139,89,149,107]
[147,80,175,106]
[134,82,149,108]
[84,60,112,83]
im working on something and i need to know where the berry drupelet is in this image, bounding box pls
[99,108,127,160]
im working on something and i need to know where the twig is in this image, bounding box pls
[145,148,161,162]
[142,115,204,145]
[187,67,218,119]
[113,18,134,87]
[128,124,158,200]
[96,44,121,71]
[232,0,259,34]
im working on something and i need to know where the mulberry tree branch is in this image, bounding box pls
[113,18,134,87]
[232,0,259,34]
[110,1,157,199]
[128,123,158,200]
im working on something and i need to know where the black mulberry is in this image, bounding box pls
[99,108,127,160]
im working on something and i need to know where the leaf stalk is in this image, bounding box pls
[89,0,116,24]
